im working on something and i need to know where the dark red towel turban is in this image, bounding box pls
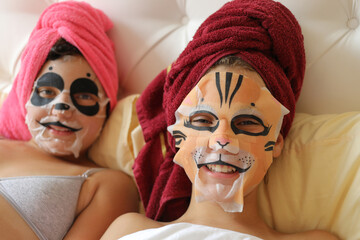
[135,0,305,221]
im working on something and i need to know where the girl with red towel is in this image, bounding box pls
[102,0,337,239]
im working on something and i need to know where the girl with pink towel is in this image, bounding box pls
[0,2,138,239]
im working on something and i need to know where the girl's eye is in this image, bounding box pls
[190,113,217,127]
[73,93,99,106]
[232,115,266,134]
[77,94,92,100]
[237,119,259,126]
[37,87,58,98]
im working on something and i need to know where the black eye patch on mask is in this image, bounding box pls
[31,72,64,106]
[70,78,100,116]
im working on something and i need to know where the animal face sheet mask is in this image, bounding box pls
[168,69,289,212]
[25,56,109,158]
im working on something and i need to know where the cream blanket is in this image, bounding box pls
[119,222,263,240]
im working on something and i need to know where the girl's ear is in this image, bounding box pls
[272,133,284,158]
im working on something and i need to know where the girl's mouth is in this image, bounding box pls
[198,160,251,174]
[37,121,82,132]
[206,164,237,173]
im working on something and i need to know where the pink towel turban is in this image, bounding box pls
[0,1,118,140]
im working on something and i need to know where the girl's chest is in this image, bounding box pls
[0,140,84,178]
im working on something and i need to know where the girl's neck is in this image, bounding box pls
[28,139,96,167]
[174,186,275,237]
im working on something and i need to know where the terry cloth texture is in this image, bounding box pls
[135,0,305,221]
[0,1,118,140]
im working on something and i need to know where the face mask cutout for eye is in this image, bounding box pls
[168,70,289,212]
[70,77,100,116]
[30,72,64,106]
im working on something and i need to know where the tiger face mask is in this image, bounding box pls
[168,66,289,212]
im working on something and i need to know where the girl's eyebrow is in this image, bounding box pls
[232,107,263,119]
[176,104,217,118]
[193,104,217,114]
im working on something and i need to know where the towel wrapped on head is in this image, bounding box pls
[135,0,305,221]
[0,1,118,140]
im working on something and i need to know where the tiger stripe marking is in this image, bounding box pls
[215,72,243,107]
[264,141,276,151]
[173,130,187,145]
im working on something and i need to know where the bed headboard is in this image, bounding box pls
[1,0,360,115]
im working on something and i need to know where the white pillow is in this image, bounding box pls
[258,112,360,240]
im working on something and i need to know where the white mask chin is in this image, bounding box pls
[190,146,253,212]
[194,169,245,212]
[25,113,86,158]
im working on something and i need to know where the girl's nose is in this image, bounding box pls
[216,137,230,148]
[50,92,74,118]
[208,119,238,153]
[50,102,74,118]
[54,103,70,110]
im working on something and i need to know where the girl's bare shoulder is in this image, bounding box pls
[101,212,164,239]
[0,139,37,163]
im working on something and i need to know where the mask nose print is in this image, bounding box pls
[49,92,74,118]
[210,136,239,154]
[54,103,70,110]
[209,120,231,146]
[209,122,239,154]
[210,135,231,149]
[51,102,73,117]
[216,138,230,148]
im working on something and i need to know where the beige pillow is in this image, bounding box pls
[90,96,359,239]
[89,94,144,177]
[258,112,360,240]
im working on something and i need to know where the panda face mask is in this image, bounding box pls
[25,56,109,158]
[168,66,289,212]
